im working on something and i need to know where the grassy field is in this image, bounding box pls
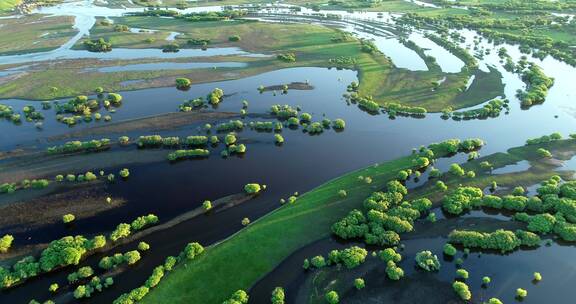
[0,0,21,11]
[141,154,417,304]
[0,14,76,55]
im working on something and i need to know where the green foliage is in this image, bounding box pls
[244,183,262,194]
[62,214,75,224]
[442,186,483,215]
[83,38,112,52]
[449,229,531,253]
[0,234,14,253]
[385,261,404,280]
[452,281,471,301]
[47,138,111,154]
[183,242,204,260]
[354,278,365,290]
[277,53,296,62]
[516,288,528,298]
[175,78,191,89]
[415,251,440,272]
[325,291,339,304]
[223,290,249,304]
[456,268,469,279]
[271,287,285,304]
[443,243,457,256]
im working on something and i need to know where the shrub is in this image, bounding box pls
[138,242,150,251]
[354,278,365,290]
[516,288,527,298]
[175,78,191,89]
[0,234,14,253]
[271,287,285,304]
[183,242,204,260]
[443,243,457,256]
[456,268,469,279]
[62,214,76,224]
[244,183,262,194]
[452,281,471,300]
[203,200,212,210]
[325,291,339,304]
[415,251,440,271]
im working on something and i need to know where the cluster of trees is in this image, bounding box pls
[99,250,142,270]
[442,186,483,215]
[47,138,111,154]
[448,229,540,253]
[383,102,427,117]
[137,135,211,148]
[0,104,21,124]
[22,105,44,121]
[450,99,507,120]
[0,235,106,289]
[83,38,112,52]
[305,122,324,135]
[415,250,441,271]
[304,246,368,270]
[179,97,205,111]
[213,120,243,132]
[167,149,210,161]
[360,39,379,54]
[332,179,431,247]
[175,78,191,89]
[525,132,562,145]
[328,56,357,67]
[516,63,555,107]
[110,214,159,242]
[349,94,380,114]
[277,53,296,62]
[425,33,478,68]
[1,178,51,194]
[73,276,114,299]
[250,121,283,132]
[207,88,225,105]
[113,242,204,304]
[427,138,484,156]
[270,104,299,119]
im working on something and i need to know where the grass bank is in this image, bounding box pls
[141,154,417,303]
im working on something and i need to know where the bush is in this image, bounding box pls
[271,287,285,304]
[62,214,75,224]
[516,288,527,298]
[0,234,14,253]
[244,183,262,194]
[228,35,241,41]
[443,243,457,256]
[175,78,191,89]
[138,242,150,251]
[203,200,212,210]
[452,281,471,300]
[183,242,204,260]
[354,278,365,290]
[325,291,339,304]
[415,251,440,271]
[456,268,469,279]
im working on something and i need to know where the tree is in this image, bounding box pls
[516,288,527,298]
[332,119,345,129]
[183,242,204,260]
[244,183,262,194]
[203,200,212,210]
[242,217,251,226]
[537,148,552,158]
[354,278,365,290]
[123,250,141,265]
[325,291,339,304]
[379,248,401,263]
[49,283,59,292]
[452,281,471,300]
[271,287,285,304]
[175,78,191,89]
[415,251,440,271]
[63,214,75,224]
[456,268,469,279]
[0,234,14,253]
[119,168,130,178]
[534,272,542,281]
[482,276,491,285]
[138,242,150,251]
[443,243,457,256]
[225,133,237,145]
[449,163,465,176]
[488,298,503,304]
[385,261,404,280]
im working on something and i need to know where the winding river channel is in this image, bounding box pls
[1,1,576,303]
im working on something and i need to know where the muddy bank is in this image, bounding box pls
[47,110,241,141]
[0,182,125,233]
[262,82,314,92]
